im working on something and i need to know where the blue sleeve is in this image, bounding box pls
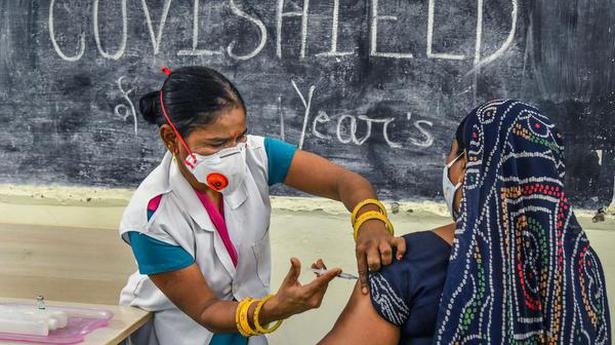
[369,244,412,327]
[127,231,194,275]
[209,333,248,345]
[264,137,297,186]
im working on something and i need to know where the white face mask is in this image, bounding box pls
[443,153,463,220]
[159,89,247,195]
[185,142,247,195]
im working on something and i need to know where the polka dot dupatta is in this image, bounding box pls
[434,100,611,345]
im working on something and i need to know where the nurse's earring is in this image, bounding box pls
[165,141,180,160]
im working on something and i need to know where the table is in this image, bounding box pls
[0,298,152,345]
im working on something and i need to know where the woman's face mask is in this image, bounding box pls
[185,142,247,195]
[443,153,463,220]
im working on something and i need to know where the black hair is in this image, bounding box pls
[139,66,246,137]
[453,116,467,155]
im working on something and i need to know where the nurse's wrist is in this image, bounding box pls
[245,300,258,330]
[258,294,285,322]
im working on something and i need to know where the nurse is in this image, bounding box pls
[119,66,404,345]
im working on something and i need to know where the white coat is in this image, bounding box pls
[119,135,273,345]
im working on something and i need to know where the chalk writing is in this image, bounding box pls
[291,80,316,150]
[114,76,138,136]
[278,96,285,140]
[470,0,518,71]
[427,0,465,60]
[370,0,414,59]
[93,0,127,60]
[228,0,267,60]
[178,0,222,56]
[277,0,310,59]
[289,82,433,149]
[49,0,85,62]
[312,111,332,140]
[140,0,173,55]
[316,0,354,57]
[48,0,517,64]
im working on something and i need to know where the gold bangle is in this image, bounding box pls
[351,199,387,225]
[253,294,284,334]
[353,210,394,241]
[240,299,259,336]
[235,298,253,337]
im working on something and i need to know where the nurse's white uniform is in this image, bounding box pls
[119,135,272,345]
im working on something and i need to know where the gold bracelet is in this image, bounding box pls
[240,299,259,336]
[253,294,284,334]
[235,298,254,337]
[351,199,387,225]
[353,210,394,241]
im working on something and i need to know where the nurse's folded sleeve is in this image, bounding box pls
[127,231,195,275]
[264,137,297,186]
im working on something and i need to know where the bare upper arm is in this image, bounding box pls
[149,263,217,322]
[318,282,400,345]
[283,150,349,200]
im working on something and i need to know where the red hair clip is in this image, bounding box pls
[161,66,171,76]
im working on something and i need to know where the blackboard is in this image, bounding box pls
[1,0,614,208]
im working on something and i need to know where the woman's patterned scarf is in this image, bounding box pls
[434,100,611,344]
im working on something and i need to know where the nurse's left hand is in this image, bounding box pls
[265,257,341,320]
[355,220,407,294]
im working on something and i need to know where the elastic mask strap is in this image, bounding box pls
[447,153,464,190]
[159,90,197,169]
[446,152,464,168]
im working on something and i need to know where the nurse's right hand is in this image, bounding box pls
[263,257,341,320]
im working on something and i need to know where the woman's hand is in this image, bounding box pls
[262,257,340,321]
[282,150,406,295]
[355,219,406,294]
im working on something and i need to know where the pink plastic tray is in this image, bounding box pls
[0,303,113,344]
